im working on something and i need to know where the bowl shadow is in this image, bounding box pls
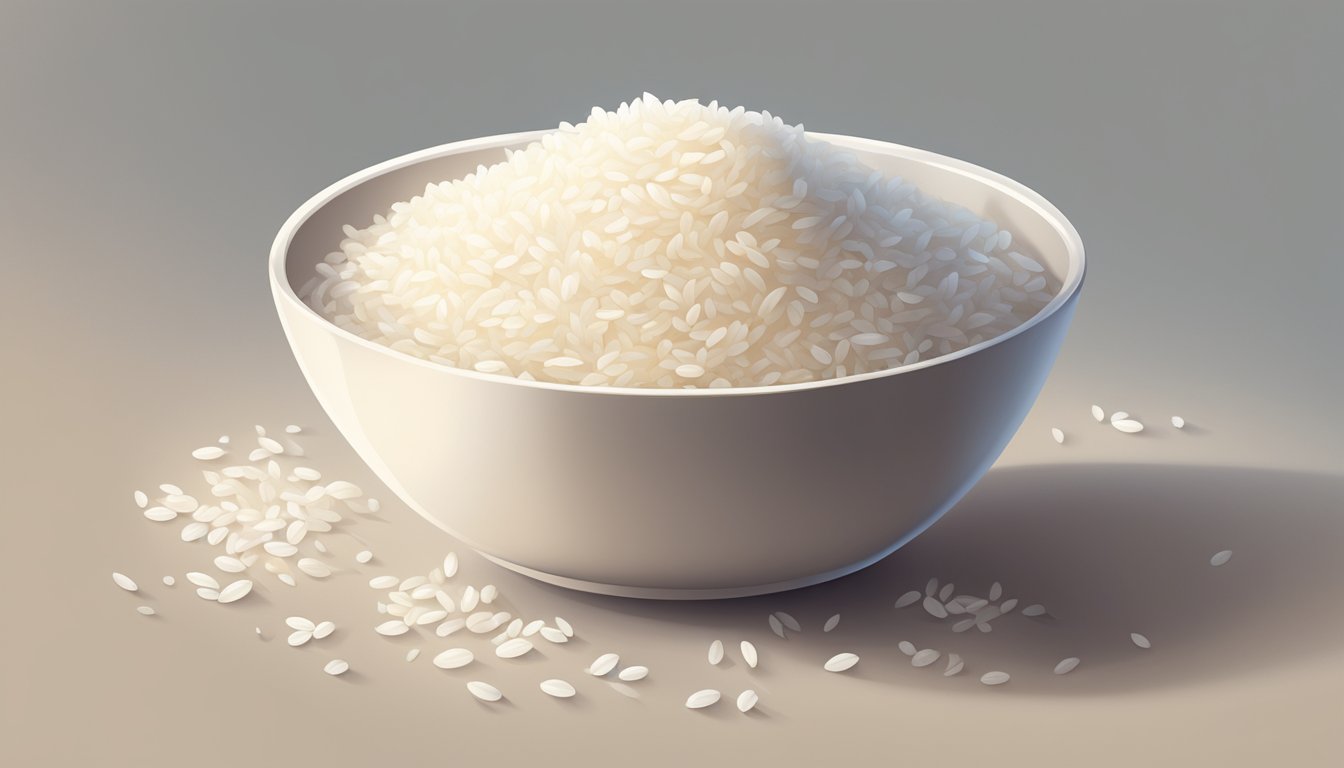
[540,463,1344,695]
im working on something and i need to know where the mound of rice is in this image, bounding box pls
[302,94,1057,388]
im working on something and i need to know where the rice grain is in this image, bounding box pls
[433,648,475,669]
[468,681,503,701]
[824,652,859,672]
[303,96,1055,390]
[1054,657,1081,675]
[589,653,620,677]
[980,671,1010,686]
[708,640,724,666]
[685,689,720,709]
[741,640,759,669]
[736,690,758,713]
[618,666,649,682]
[540,679,576,698]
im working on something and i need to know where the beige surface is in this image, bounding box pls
[3,2,1342,766]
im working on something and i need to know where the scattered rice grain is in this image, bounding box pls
[433,648,475,669]
[468,681,503,701]
[589,653,620,677]
[824,652,859,672]
[618,666,649,682]
[685,689,720,709]
[540,679,576,698]
[708,639,724,666]
[736,689,758,713]
[1054,657,1081,675]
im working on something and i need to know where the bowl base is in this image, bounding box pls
[477,548,895,601]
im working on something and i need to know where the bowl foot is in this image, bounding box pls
[477,550,892,601]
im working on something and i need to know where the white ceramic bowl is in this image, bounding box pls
[270,130,1084,599]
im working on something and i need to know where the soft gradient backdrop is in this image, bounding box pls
[3,1,1341,766]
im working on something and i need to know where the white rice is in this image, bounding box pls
[618,665,649,682]
[979,671,1010,686]
[216,579,253,603]
[540,679,576,698]
[707,639,724,666]
[741,640,759,669]
[186,572,219,590]
[923,596,949,618]
[911,649,941,668]
[736,690,758,713]
[894,590,922,608]
[685,689,721,709]
[467,681,502,701]
[433,648,474,669]
[944,653,964,676]
[588,653,620,677]
[1111,418,1144,434]
[143,506,176,522]
[303,95,1056,389]
[495,638,534,659]
[375,620,410,637]
[296,558,331,578]
[823,652,859,672]
[554,616,574,637]
[1054,657,1080,675]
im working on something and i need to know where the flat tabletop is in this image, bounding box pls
[3,2,1340,766]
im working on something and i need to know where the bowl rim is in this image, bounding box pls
[270,129,1085,398]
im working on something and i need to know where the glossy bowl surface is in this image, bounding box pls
[270,130,1084,598]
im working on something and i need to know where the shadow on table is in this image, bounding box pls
[543,463,1344,695]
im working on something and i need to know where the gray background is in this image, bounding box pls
[3,2,1341,766]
